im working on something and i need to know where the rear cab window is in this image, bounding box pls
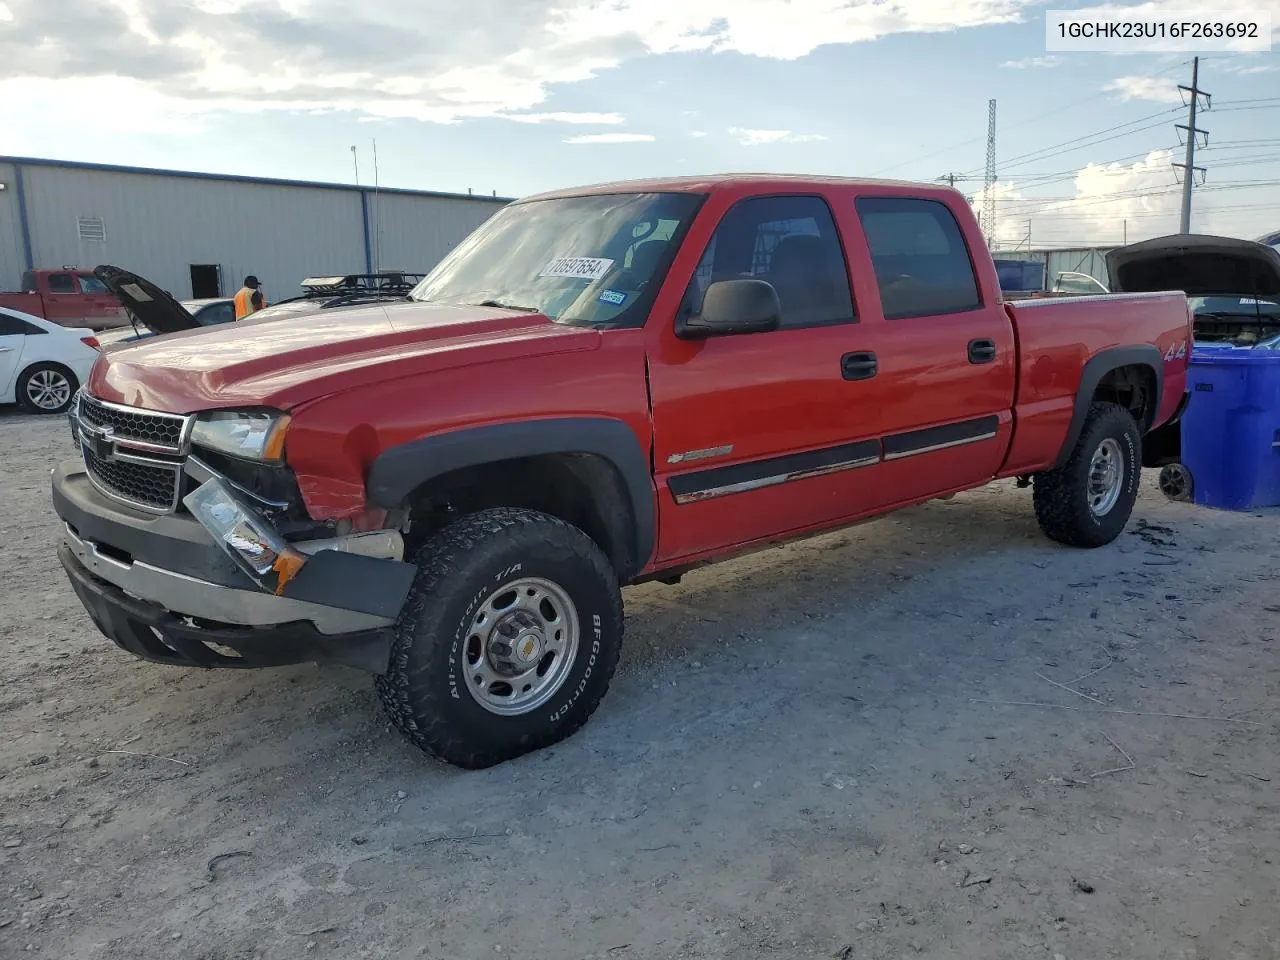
[854,196,982,319]
[685,194,856,329]
[46,273,76,294]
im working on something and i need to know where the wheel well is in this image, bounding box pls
[19,359,77,382]
[401,453,639,578]
[1093,363,1156,432]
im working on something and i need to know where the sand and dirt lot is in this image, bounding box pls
[3,408,1278,960]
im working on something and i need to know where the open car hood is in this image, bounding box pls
[1106,234,1280,299]
[93,265,202,335]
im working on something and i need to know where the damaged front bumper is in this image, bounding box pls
[52,458,417,673]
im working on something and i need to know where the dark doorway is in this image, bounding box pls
[190,264,222,299]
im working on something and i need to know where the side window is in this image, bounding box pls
[46,273,75,294]
[0,312,30,336]
[685,195,856,329]
[854,197,981,320]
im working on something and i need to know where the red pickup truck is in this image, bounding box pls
[51,174,1193,768]
[0,268,130,330]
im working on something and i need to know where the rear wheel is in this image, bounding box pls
[1033,401,1142,547]
[375,507,624,769]
[17,363,78,415]
[1158,462,1193,502]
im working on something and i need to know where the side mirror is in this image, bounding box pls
[677,278,782,339]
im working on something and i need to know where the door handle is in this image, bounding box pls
[968,338,997,364]
[841,351,878,381]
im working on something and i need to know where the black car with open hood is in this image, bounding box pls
[1106,234,1280,345]
[93,265,209,337]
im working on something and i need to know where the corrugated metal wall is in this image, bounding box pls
[0,163,28,286]
[365,192,502,275]
[0,161,507,299]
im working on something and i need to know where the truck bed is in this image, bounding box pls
[1000,290,1193,476]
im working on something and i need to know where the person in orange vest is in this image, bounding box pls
[233,275,267,319]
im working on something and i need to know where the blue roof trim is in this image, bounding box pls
[13,165,34,273]
[0,155,516,205]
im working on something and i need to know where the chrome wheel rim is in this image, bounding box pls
[463,577,580,716]
[27,369,72,411]
[1088,438,1124,516]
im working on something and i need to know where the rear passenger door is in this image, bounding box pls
[844,195,1016,502]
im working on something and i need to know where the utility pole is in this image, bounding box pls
[1173,56,1210,233]
[983,99,997,250]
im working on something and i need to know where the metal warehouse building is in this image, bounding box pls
[0,155,512,301]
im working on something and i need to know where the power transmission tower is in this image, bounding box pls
[1173,56,1210,233]
[983,99,997,249]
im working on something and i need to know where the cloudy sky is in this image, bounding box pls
[1,0,1278,247]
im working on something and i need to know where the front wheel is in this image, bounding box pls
[375,507,624,769]
[1033,401,1142,547]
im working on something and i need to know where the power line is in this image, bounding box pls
[956,109,1181,178]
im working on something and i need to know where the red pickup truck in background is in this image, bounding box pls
[51,173,1193,769]
[0,268,130,330]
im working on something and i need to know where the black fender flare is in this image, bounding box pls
[1053,344,1163,469]
[365,417,655,575]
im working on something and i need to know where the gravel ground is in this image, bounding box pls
[2,407,1279,960]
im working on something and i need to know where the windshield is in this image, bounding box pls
[409,192,705,326]
[77,274,110,295]
[1189,295,1280,316]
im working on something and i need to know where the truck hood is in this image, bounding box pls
[1106,234,1280,299]
[87,300,600,413]
[94,264,204,334]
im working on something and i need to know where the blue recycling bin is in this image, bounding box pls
[1181,344,1280,510]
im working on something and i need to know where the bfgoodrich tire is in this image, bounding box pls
[1033,401,1142,548]
[375,507,624,769]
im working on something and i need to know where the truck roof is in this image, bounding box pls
[519,173,959,203]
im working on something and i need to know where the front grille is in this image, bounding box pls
[83,444,183,512]
[79,394,187,450]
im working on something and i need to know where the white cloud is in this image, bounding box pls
[0,0,1048,133]
[969,150,1279,250]
[689,130,709,137]
[1000,55,1062,68]
[563,132,655,143]
[730,127,828,145]
[1103,75,1183,104]
[1218,57,1278,74]
[504,111,626,124]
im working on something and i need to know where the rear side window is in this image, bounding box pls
[855,197,981,319]
[0,312,28,336]
[686,195,856,329]
[47,273,75,294]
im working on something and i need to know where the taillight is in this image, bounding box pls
[80,336,100,350]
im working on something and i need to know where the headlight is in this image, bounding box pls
[190,410,291,462]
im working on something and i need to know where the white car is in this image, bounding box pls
[0,307,101,415]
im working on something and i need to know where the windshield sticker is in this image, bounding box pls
[120,283,153,302]
[598,289,627,306]
[539,257,614,281]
